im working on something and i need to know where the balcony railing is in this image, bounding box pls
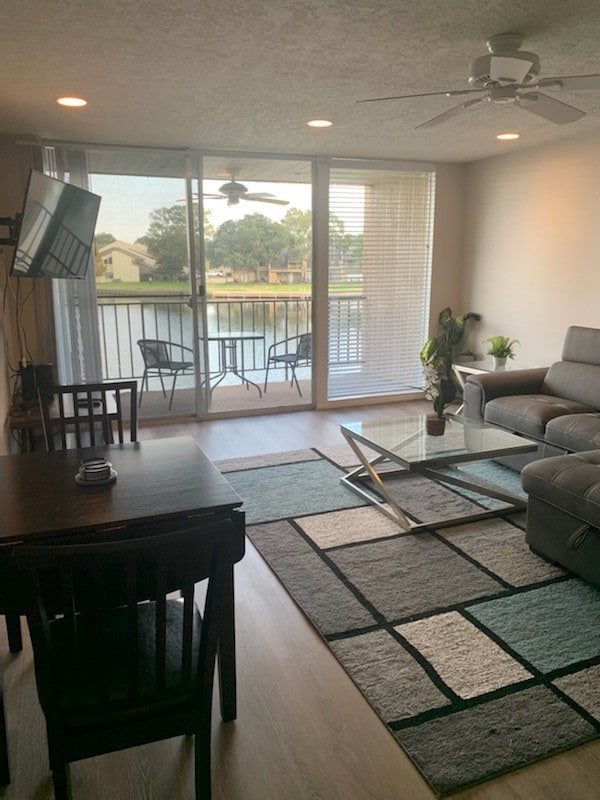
[96,293,363,386]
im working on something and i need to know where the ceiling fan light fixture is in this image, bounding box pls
[307,118,333,128]
[56,96,87,107]
[497,132,520,140]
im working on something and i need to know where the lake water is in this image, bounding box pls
[97,297,312,388]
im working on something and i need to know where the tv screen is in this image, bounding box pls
[10,170,101,279]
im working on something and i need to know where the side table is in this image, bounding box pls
[451,359,536,414]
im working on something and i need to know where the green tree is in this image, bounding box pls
[94,232,116,249]
[280,208,311,265]
[136,205,214,280]
[329,214,362,264]
[205,213,287,272]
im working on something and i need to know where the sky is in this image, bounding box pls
[89,174,312,244]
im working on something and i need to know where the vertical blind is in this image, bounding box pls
[43,147,104,384]
[327,166,435,400]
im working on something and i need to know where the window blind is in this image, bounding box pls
[43,147,104,384]
[327,167,435,400]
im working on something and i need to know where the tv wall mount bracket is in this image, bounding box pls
[0,213,22,246]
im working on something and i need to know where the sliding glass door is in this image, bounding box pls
[85,150,314,419]
[197,155,313,415]
[87,151,198,418]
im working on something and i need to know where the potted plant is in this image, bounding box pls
[420,307,481,433]
[483,335,519,368]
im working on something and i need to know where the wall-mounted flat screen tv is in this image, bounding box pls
[10,170,101,279]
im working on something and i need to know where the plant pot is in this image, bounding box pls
[492,356,507,369]
[426,415,446,436]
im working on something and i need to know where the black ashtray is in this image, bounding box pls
[75,457,117,486]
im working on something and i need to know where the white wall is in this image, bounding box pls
[461,133,600,365]
[430,163,469,331]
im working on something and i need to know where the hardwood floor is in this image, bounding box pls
[2,401,599,799]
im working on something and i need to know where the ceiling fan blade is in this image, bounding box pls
[490,55,535,85]
[357,89,480,103]
[244,192,277,199]
[536,74,600,91]
[517,92,585,124]
[415,96,485,129]
[176,194,225,202]
[244,196,289,205]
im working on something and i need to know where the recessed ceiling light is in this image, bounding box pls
[57,96,88,108]
[307,119,333,128]
[497,132,520,140]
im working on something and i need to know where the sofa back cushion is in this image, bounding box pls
[542,326,600,409]
[561,325,600,365]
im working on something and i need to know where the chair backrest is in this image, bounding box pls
[14,520,235,720]
[39,380,138,451]
[137,339,170,369]
[297,333,312,360]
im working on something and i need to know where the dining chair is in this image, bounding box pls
[13,519,237,800]
[263,332,311,397]
[39,380,138,451]
[137,339,194,410]
[2,381,138,656]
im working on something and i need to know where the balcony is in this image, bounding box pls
[96,291,362,415]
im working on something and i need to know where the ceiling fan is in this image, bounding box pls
[202,171,289,206]
[358,33,600,129]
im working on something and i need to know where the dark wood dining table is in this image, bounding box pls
[0,435,245,722]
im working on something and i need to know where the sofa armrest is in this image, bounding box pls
[463,367,549,423]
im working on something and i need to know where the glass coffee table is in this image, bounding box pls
[340,414,537,531]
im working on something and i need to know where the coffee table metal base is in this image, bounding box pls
[340,430,527,532]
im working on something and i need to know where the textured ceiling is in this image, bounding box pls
[2,0,600,165]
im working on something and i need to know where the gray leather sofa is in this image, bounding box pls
[464,325,600,585]
[521,451,600,587]
[463,325,600,462]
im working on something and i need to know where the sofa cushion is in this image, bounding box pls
[521,450,600,530]
[545,413,600,452]
[542,361,600,410]
[484,394,595,439]
[561,325,600,365]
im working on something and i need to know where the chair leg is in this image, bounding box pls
[157,370,167,399]
[194,715,212,800]
[168,371,181,410]
[52,762,72,800]
[138,371,147,407]
[0,688,10,786]
[263,361,271,393]
[5,615,22,654]
[290,366,302,397]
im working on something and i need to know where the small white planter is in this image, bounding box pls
[492,356,507,369]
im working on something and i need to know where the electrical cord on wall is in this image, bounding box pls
[1,252,35,370]
[15,277,36,363]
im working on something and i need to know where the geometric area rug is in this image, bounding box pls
[216,446,600,797]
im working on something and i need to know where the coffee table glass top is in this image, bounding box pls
[341,414,536,468]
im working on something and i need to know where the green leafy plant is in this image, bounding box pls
[483,335,519,359]
[420,307,481,417]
